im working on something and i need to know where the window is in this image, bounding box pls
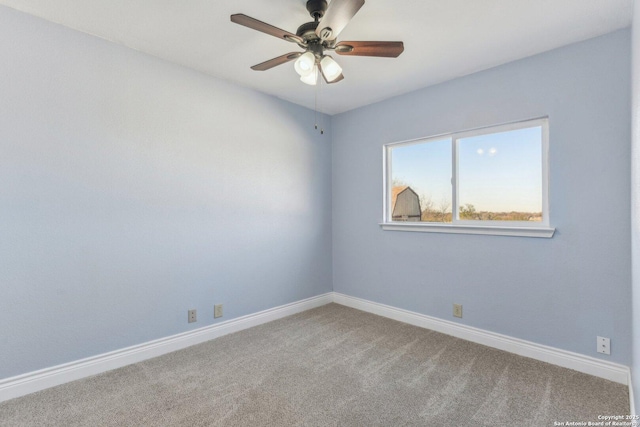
[382,118,554,237]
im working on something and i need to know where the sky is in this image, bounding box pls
[390,126,543,213]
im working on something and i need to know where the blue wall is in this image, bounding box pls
[332,30,632,365]
[0,4,634,384]
[0,7,333,379]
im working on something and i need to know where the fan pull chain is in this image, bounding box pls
[315,74,324,135]
[314,75,318,131]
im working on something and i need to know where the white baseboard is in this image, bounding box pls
[1,291,632,406]
[0,293,333,403]
[332,293,630,385]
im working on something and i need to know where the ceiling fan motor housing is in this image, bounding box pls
[296,21,320,41]
[306,0,328,20]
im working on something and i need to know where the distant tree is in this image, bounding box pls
[392,178,409,187]
[460,203,479,220]
[420,194,434,214]
[420,194,453,223]
[437,197,451,222]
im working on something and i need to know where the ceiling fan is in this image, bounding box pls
[231,0,404,85]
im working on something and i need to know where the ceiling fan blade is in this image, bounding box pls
[335,41,404,57]
[316,0,365,42]
[251,52,302,71]
[231,14,305,45]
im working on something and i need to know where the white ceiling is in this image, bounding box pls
[0,0,633,115]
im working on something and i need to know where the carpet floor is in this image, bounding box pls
[0,303,630,426]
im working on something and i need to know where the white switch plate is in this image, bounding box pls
[597,336,610,355]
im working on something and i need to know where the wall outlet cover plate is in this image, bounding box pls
[453,304,463,318]
[214,304,223,319]
[596,336,610,355]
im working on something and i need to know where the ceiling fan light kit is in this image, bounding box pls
[319,55,342,82]
[300,66,319,85]
[294,52,316,76]
[230,0,404,85]
[294,54,342,86]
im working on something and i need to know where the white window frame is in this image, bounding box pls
[381,117,555,238]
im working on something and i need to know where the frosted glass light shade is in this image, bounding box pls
[300,66,318,85]
[320,55,342,82]
[294,52,316,76]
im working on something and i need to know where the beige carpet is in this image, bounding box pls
[0,303,630,426]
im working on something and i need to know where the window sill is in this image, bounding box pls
[380,222,556,238]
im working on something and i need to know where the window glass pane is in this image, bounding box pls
[390,138,452,222]
[457,126,542,222]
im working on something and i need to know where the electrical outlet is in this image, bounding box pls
[453,304,463,318]
[597,336,610,355]
[214,304,223,319]
[188,309,197,323]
